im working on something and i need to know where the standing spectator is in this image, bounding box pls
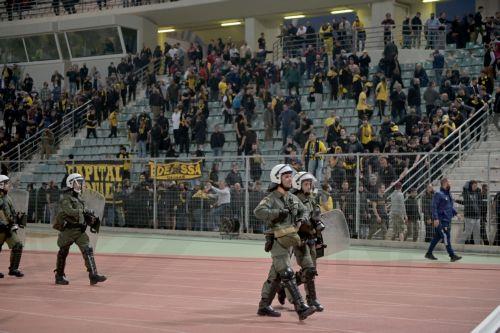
[117,145,131,180]
[457,180,481,245]
[407,78,422,116]
[375,76,388,120]
[127,114,138,153]
[312,72,324,112]
[137,117,149,158]
[280,105,298,145]
[402,16,412,49]
[210,125,225,157]
[411,12,423,48]
[207,181,231,232]
[263,102,274,145]
[108,109,118,138]
[423,81,440,116]
[382,13,396,45]
[425,13,440,49]
[358,118,375,150]
[368,184,388,239]
[413,63,429,87]
[40,128,54,160]
[40,82,52,111]
[249,143,264,182]
[302,132,327,183]
[479,184,490,245]
[390,83,406,122]
[386,182,407,241]
[422,184,435,242]
[405,187,420,242]
[432,50,445,85]
[51,70,63,88]
[352,16,366,52]
[225,163,243,187]
[66,65,78,96]
[425,178,462,261]
[86,109,98,138]
[149,87,163,121]
[149,122,162,158]
[79,64,89,85]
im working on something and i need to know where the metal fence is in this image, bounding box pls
[10,148,500,245]
[273,25,449,62]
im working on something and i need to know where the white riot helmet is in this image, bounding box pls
[269,164,294,185]
[0,175,10,191]
[292,172,316,190]
[66,173,84,193]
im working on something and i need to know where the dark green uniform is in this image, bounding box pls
[54,190,105,285]
[254,190,315,319]
[282,191,323,311]
[0,192,24,277]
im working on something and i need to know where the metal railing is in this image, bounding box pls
[384,100,491,198]
[273,25,450,62]
[1,0,180,21]
[13,149,500,246]
[2,58,161,173]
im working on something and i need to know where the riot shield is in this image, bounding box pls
[81,188,105,250]
[9,189,29,245]
[317,209,350,257]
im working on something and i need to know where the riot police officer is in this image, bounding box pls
[254,164,316,320]
[0,175,24,278]
[53,173,106,285]
[279,172,324,311]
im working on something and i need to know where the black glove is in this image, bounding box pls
[264,234,274,252]
[277,208,289,221]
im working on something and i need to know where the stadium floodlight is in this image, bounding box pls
[422,0,440,2]
[221,21,242,27]
[330,9,354,15]
[158,28,176,33]
[284,14,305,20]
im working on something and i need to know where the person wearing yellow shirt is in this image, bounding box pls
[352,16,366,52]
[439,115,455,138]
[108,109,118,138]
[356,85,372,122]
[319,23,334,56]
[375,76,388,121]
[358,118,374,150]
[218,77,228,100]
[302,132,327,183]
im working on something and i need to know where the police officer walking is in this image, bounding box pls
[53,173,107,285]
[277,172,324,311]
[0,175,24,278]
[254,164,316,320]
[425,178,462,262]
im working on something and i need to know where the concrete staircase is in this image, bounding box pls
[445,125,500,193]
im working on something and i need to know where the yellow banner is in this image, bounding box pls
[65,162,123,202]
[149,161,202,180]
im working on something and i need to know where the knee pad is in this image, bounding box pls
[12,242,23,252]
[278,267,294,282]
[303,267,317,281]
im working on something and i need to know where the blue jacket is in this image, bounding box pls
[431,188,457,226]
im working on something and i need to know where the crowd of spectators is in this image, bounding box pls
[1,8,499,237]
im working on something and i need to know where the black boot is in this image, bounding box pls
[257,279,281,317]
[303,267,324,312]
[277,285,286,305]
[55,246,70,285]
[8,243,24,277]
[305,280,324,312]
[450,254,462,262]
[0,272,3,278]
[280,268,315,320]
[82,247,107,285]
